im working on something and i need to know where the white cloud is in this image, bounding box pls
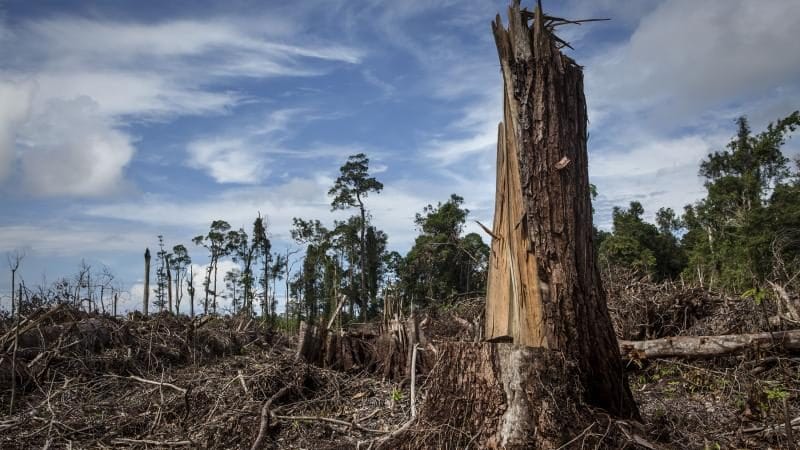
[19,96,134,196]
[0,13,364,196]
[185,108,302,184]
[187,137,269,184]
[0,79,35,181]
[587,0,800,121]
[0,223,154,256]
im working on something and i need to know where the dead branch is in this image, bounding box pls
[112,438,194,446]
[273,414,386,434]
[251,385,293,450]
[113,374,188,395]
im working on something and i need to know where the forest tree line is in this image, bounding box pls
[5,111,799,323]
[596,111,800,292]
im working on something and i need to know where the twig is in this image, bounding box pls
[556,422,595,450]
[108,374,187,395]
[373,417,416,450]
[785,398,797,450]
[251,385,292,450]
[112,438,193,446]
[273,414,386,433]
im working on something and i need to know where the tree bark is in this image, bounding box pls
[415,342,593,449]
[620,329,800,360]
[484,0,637,418]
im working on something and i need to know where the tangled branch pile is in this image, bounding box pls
[0,307,412,449]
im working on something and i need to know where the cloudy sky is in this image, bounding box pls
[1,0,799,313]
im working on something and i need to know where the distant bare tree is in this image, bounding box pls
[7,249,25,317]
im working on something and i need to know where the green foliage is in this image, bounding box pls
[741,287,770,305]
[390,388,404,402]
[400,194,489,306]
[328,153,384,211]
[682,111,800,290]
[598,201,686,281]
[328,153,384,320]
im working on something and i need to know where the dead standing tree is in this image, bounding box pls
[143,248,151,316]
[415,2,638,448]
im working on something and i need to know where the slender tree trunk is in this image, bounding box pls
[86,271,92,312]
[143,248,151,316]
[268,253,277,321]
[113,291,118,317]
[204,262,212,315]
[483,1,637,419]
[358,198,367,321]
[188,268,195,318]
[10,269,15,319]
[174,267,182,315]
[167,258,173,314]
[212,258,219,314]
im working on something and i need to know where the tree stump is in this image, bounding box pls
[481,0,638,419]
[415,342,592,449]
[409,3,639,447]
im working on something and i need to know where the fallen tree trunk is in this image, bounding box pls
[620,329,800,360]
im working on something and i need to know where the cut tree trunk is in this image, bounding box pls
[620,329,800,360]
[296,315,428,380]
[482,0,637,419]
[412,342,594,449]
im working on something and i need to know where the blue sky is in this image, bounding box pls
[1,0,799,313]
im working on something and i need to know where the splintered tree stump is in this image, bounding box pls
[296,317,426,379]
[407,3,640,447]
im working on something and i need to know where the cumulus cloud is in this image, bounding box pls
[19,96,134,196]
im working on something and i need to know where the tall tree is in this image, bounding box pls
[328,153,383,320]
[269,252,287,322]
[228,228,256,314]
[224,268,242,314]
[684,111,800,289]
[193,220,231,314]
[252,215,271,318]
[154,235,169,312]
[364,226,388,314]
[170,245,191,315]
[598,202,686,280]
[402,194,488,306]
[291,218,331,323]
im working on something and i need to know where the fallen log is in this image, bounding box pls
[619,329,800,360]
